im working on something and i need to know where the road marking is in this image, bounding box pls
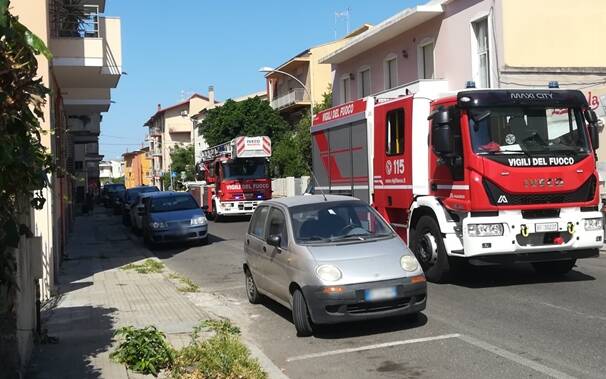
[285,334,460,362]
[457,334,575,379]
[538,301,606,322]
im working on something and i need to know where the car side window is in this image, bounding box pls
[266,208,288,248]
[249,206,269,239]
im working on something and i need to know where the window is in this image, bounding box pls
[75,161,84,170]
[473,18,490,88]
[386,109,405,155]
[358,67,371,97]
[266,208,288,248]
[418,40,434,79]
[340,75,351,103]
[384,55,397,89]
[249,206,269,238]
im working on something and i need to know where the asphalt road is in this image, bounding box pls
[148,217,606,379]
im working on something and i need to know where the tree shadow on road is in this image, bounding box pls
[27,306,118,379]
[445,262,596,289]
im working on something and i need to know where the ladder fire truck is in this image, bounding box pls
[193,136,272,219]
[311,81,603,282]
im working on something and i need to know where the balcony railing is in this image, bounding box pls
[50,3,100,38]
[270,88,310,110]
[149,126,162,136]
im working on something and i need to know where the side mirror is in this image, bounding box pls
[591,124,600,150]
[585,109,598,124]
[431,109,453,155]
[585,110,600,150]
[267,234,281,247]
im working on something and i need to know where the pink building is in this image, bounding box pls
[322,0,606,108]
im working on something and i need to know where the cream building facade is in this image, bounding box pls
[144,94,215,188]
[5,0,122,374]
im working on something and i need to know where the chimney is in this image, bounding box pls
[208,85,215,109]
[157,104,161,111]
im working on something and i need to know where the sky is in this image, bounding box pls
[100,0,426,160]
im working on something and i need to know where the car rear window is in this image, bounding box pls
[150,195,198,212]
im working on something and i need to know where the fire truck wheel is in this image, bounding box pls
[410,216,450,283]
[532,259,576,275]
[211,201,222,222]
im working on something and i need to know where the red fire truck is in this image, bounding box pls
[195,136,272,219]
[311,82,603,281]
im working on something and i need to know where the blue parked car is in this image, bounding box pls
[141,192,208,246]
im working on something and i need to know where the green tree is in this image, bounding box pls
[271,87,333,177]
[200,96,289,147]
[0,0,54,288]
[166,144,195,190]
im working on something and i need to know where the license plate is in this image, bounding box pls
[365,287,397,302]
[535,222,558,233]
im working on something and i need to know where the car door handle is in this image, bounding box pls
[262,246,266,252]
[246,239,250,245]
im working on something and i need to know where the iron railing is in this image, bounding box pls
[270,88,309,110]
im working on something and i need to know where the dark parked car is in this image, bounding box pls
[101,183,126,207]
[141,192,208,246]
[120,186,159,225]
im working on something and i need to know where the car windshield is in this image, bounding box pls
[290,201,393,244]
[223,158,267,180]
[105,184,125,193]
[150,195,198,213]
[126,187,158,202]
[468,107,589,155]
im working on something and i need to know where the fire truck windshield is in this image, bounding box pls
[468,107,589,155]
[222,158,267,180]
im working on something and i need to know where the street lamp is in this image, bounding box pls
[258,66,314,124]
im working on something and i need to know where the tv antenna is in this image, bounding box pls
[334,7,350,39]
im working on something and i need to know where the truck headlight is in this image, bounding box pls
[468,223,504,237]
[190,216,207,226]
[316,265,342,282]
[400,255,419,272]
[583,218,603,231]
[151,221,167,229]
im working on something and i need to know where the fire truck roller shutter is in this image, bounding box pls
[351,120,370,203]
[328,124,353,196]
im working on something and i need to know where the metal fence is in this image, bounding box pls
[270,88,309,110]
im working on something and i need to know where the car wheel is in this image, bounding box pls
[244,269,261,304]
[532,259,576,275]
[410,216,450,283]
[292,289,313,337]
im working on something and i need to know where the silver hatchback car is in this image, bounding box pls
[243,195,427,336]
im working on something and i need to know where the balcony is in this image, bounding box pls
[49,2,122,112]
[149,126,162,137]
[67,113,101,143]
[270,88,310,111]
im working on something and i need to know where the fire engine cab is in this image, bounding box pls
[311,81,603,282]
[196,136,272,219]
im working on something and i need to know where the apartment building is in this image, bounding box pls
[123,148,153,188]
[4,0,122,374]
[99,159,124,184]
[144,94,215,188]
[264,24,371,124]
[323,0,606,147]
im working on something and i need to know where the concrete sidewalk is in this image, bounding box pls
[26,208,209,378]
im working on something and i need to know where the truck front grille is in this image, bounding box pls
[483,176,596,206]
